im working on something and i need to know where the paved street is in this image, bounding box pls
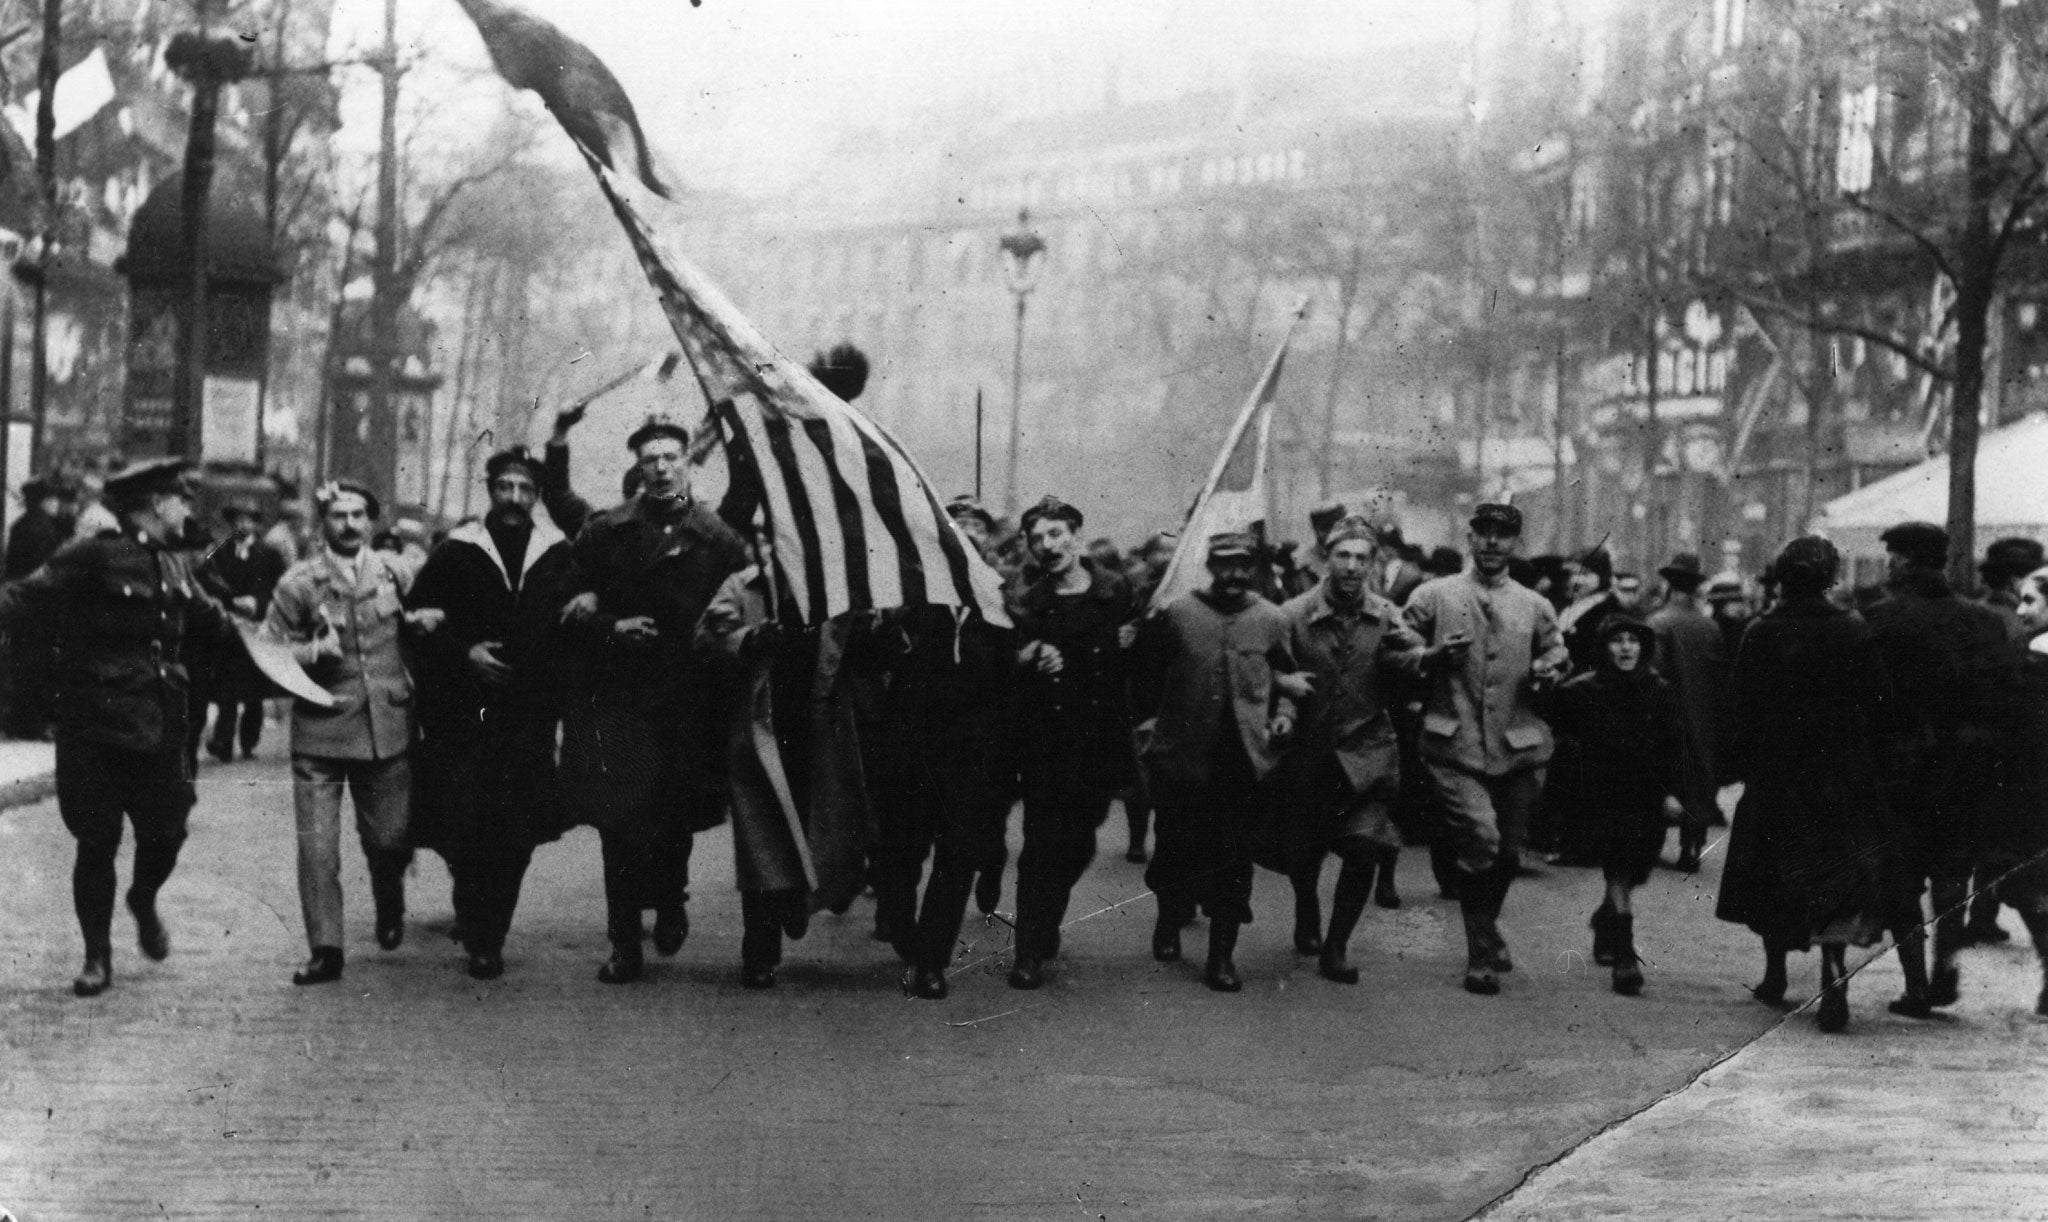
[0,742,2035,1221]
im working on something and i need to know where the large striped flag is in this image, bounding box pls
[1147,301,1309,613]
[461,1,1009,628]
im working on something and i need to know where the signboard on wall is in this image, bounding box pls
[201,374,260,463]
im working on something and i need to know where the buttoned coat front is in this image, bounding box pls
[264,548,417,761]
[1134,590,1297,804]
[1402,569,1567,777]
[1277,582,1426,793]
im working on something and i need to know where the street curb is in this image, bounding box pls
[0,772,56,814]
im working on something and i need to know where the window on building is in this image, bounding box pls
[1837,83,1879,194]
[1711,0,1748,57]
[1568,160,1601,240]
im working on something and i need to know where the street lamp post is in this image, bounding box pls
[997,209,1046,519]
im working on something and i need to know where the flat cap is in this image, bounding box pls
[626,413,691,453]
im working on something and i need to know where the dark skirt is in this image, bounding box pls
[1715,772,1896,950]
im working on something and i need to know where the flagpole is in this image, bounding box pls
[1149,297,1310,611]
[974,386,984,501]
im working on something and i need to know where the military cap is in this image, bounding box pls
[1205,530,1258,561]
[1879,520,1948,569]
[1322,513,1379,550]
[221,497,263,523]
[485,445,544,483]
[313,478,382,521]
[104,457,193,501]
[626,413,690,453]
[1020,494,1083,534]
[1469,501,1523,536]
[944,495,996,531]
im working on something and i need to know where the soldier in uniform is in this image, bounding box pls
[561,415,748,984]
[264,480,425,986]
[0,458,239,996]
[1402,503,1568,995]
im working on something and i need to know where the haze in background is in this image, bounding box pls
[331,0,1473,196]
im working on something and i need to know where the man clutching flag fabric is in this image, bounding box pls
[456,0,1013,986]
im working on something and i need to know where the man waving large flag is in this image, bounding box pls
[458,0,1009,627]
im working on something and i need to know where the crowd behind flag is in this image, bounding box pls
[1146,300,1307,613]
[458,0,1009,628]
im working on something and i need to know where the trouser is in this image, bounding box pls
[1014,791,1112,960]
[292,753,413,951]
[208,699,266,755]
[1422,760,1545,879]
[57,738,195,956]
[741,890,803,970]
[450,844,534,957]
[1147,746,1261,926]
[601,823,694,949]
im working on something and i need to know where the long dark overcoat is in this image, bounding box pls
[404,516,577,854]
[1011,563,1134,804]
[558,495,748,834]
[1545,654,1683,886]
[1715,596,1899,950]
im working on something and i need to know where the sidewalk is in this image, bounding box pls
[0,737,55,810]
[1476,931,2048,1221]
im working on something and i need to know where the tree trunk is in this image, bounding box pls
[1946,0,2001,592]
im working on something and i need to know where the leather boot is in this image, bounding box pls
[1152,911,1183,963]
[1589,901,1618,967]
[1484,857,1516,973]
[1205,919,1243,992]
[1460,896,1498,995]
[1372,847,1402,909]
[369,853,407,952]
[1318,866,1371,984]
[73,948,112,998]
[292,946,344,986]
[1291,875,1323,955]
[126,888,170,961]
[652,905,689,957]
[1610,913,1643,996]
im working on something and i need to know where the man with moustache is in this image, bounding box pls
[1402,502,1568,995]
[264,480,424,985]
[561,414,748,984]
[0,458,240,996]
[1134,531,1299,992]
[1006,495,1135,991]
[1275,515,1427,984]
[406,447,576,979]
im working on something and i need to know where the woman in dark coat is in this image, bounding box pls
[1542,547,1625,864]
[1546,617,1683,995]
[1715,536,1899,1032]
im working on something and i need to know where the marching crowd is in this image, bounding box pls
[5,393,2048,1034]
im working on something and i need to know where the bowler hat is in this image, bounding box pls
[1469,502,1523,536]
[1657,552,1707,588]
[1982,536,2046,580]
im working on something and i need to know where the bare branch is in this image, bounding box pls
[1712,280,1952,382]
